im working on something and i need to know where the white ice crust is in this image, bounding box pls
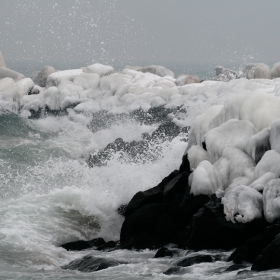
[222,185,263,223]
[263,179,280,223]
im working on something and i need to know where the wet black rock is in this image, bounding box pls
[252,234,280,271]
[185,195,266,250]
[124,170,179,217]
[263,223,280,242]
[224,264,248,272]
[228,234,268,264]
[163,266,183,275]
[61,255,127,272]
[177,254,213,267]
[120,170,193,249]
[154,247,178,258]
[61,237,105,251]
[96,240,116,251]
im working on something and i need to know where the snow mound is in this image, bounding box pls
[83,63,114,77]
[222,185,263,223]
[0,67,25,81]
[0,51,5,68]
[46,69,83,87]
[263,179,280,223]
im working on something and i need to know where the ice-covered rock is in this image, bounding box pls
[0,78,34,102]
[0,51,6,68]
[73,73,100,90]
[0,67,25,81]
[126,65,174,78]
[46,69,83,87]
[263,179,280,223]
[240,63,271,79]
[222,185,263,223]
[186,105,223,152]
[271,62,280,78]
[191,160,221,196]
[209,91,280,131]
[82,63,114,77]
[188,145,209,171]
[269,119,280,154]
[0,77,15,92]
[253,150,280,179]
[249,172,278,192]
[215,66,238,82]
[205,119,257,163]
[246,127,271,163]
[175,74,200,86]
[32,66,56,87]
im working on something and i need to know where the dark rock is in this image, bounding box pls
[237,269,251,275]
[179,154,191,173]
[124,170,179,217]
[120,203,166,248]
[96,240,116,251]
[154,247,178,258]
[180,192,210,224]
[163,266,183,275]
[224,264,248,272]
[61,255,126,272]
[177,254,213,267]
[263,224,280,242]
[185,196,266,250]
[117,204,127,216]
[61,237,105,251]
[124,231,162,250]
[252,234,280,271]
[228,234,268,264]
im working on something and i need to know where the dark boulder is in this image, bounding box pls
[61,255,127,272]
[163,266,184,275]
[154,247,178,258]
[96,240,116,251]
[120,203,166,249]
[177,254,213,267]
[185,196,266,250]
[123,231,162,250]
[263,223,280,242]
[124,170,179,217]
[228,234,268,264]
[120,169,194,249]
[61,237,105,251]
[252,234,280,271]
[224,264,248,272]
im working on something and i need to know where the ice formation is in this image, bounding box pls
[0,51,6,68]
[271,62,280,78]
[1,60,280,225]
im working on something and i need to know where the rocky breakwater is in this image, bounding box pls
[61,85,280,274]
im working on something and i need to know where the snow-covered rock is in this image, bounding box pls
[0,78,34,102]
[222,185,263,223]
[32,66,56,87]
[271,62,280,78]
[263,179,280,223]
[0,67,25,81]
[240,63,271,79]
[46,69,83,87]
[175,74,200,86]
[215,66,238,82]
[0,51,6,68]
[127,65,174,78]
[82,63,114,77]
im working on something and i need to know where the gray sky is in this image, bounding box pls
[1,0,280,73]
